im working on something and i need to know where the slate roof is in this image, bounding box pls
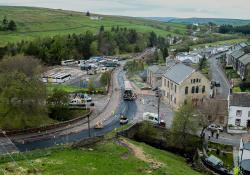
[231,50,245,59]
[148,65,166,76]
[163,63,195,84]
[239,54,250,65]
[230,93,250,107]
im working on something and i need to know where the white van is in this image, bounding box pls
[143,112,158,124]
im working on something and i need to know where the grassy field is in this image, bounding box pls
[0,139,203,175]
[191,38,247,48]
[0,6,187,46]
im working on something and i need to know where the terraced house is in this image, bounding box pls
[161,63,210,109]
[227,42,250,80]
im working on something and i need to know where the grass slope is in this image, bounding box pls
[0,139,202,175]
[0,6,187,46]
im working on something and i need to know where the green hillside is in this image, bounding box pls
[0,6,187,47]
[0,139,202,175]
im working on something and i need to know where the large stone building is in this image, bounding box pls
[161,63,210,109]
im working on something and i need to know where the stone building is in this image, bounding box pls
[161,63,210,109]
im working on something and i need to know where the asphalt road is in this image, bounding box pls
[209,53,231,99]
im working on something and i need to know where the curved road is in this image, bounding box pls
[14,67,137,151]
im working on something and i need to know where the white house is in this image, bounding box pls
[176,52,203,64]
[228,93,250,133]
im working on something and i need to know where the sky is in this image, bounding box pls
[0,0,250,19]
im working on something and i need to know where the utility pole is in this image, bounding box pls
[157,94,160,125]
[87,115,91,138]
[155,87,161,125]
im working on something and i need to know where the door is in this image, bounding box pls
[247,120,250,128]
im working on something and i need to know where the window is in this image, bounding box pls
[199,79,201,83]
[167,81,169,88]
[236,110,242,117]
[191,79,193,84]
[248,111,250,118]
[235,119,241,126]
[164,79,166,86]
[174,98,176,104]
[202,86,205,93]
[193,79,196,83]
[171,83,173,90]
[185,87,189,95]
[170,95,173,101]
[196,78,199,83]
[175,85,177,93]
[196,86,199,93]
[191,86,195,94]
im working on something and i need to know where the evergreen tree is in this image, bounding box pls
[8,20,17,31]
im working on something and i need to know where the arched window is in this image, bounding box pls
[196,78,199,83]
[191,86,195,94]
[202,86,205,93]
[185,86,189,95]
[196,86,199,93]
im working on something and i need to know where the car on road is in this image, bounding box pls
[94,121,103,129]
[211,81,220,87]
[80,94,92,102]
[207,124,223,132]
[120,115,128,125]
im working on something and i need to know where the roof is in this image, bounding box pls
[163,63,195,84]
[230,93,250,107]
[244,142,250,151]
[148,65,166,75]
[241,159,250,172]
[239,54,250,65]
[206,155,223,166]
[231,50,245,59]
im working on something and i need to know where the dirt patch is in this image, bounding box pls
[119,138,163,170]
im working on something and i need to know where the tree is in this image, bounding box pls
[47,88,69,107]
[100,71,111,86]
[0,55,47,129]
[2,16,8,30]
[86,11,90,16]
[99,25,105,33]
[88,79,95,93]
[90,41,99,56]
[198,56,207,70]
[149,31,157,47]
[171,99,199,149]
[198,99,224,140]
[7,20,17,31]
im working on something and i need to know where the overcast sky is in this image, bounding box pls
[1,0,250,19]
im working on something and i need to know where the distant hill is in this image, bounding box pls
[0,6,187,47]
[146,17,250,26]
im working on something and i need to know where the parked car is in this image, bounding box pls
[207,124,224,132]
[80,94,92,102]
[120,115,128,125]
[143,112,158,124]
[211,80,220,87]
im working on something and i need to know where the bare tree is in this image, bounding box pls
[198,98,226,139]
